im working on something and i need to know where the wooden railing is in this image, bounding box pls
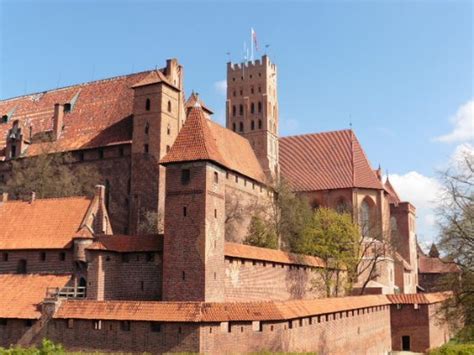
[46,286,86,300]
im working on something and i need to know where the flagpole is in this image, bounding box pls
[250,28,253,62]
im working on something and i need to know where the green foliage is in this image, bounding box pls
[244,216,278,249]
[0,339,64,354]
[1,150,102,200]
[295,207,359,296]
[428,343,474,355]
[272,181,312,250]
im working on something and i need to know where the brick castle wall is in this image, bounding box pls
[86,251,162,301]
[224,257,326,301]
[0,250,74,274]
[43,319,200,353]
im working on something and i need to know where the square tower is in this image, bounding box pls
[226,55,279,182]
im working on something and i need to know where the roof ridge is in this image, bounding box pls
[0,69,155,103]
[280,128,352,141]
[1,195,91,204]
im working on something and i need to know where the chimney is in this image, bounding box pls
[30,192,36,204]
[94,185,107,234]
[53,103,64,140]
[165,58,179,87]
[1,192,8,203]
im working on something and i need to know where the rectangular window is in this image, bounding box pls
[121,254,130,263]
[2,253,8,262]
[40,252,46,262]
[59,252,66,261]
[144,144,149,154]
[214,171,218,184]
[98,149,104,159]
[67,319,74,329]
[0,319,7,326]
[183,206,187,217]
[181,169,191,184]
[93,320,102,330]
[120,321,131,331]
[25,320,33,327]
[146,253,154,262]
[150,322,161,332]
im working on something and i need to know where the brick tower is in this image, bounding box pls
[161,105,226,302]
[129,59,185,234]
[226,55,279,182]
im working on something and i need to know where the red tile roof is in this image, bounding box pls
[279,130,383,192]
[185,92,213,115]
[225,242,325,268]
[0,274,71,319]
[54,295,389,322]
[161,106,266,183]
[418,254,460,274]
[0,196,92,249]
[87,234,162,253]
[0,70,155,160]
[387,292,452,305]
[131,70,179,91]
[384,178,401,204]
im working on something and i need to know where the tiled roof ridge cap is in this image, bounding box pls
[1,195,91,204]
[280,128,352,141]
[0,69,155,103]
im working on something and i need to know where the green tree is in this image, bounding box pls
[244,216,278,249]
[1,149,102,200]
[294,207,360,297]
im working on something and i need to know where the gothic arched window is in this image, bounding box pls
[232,105,236,117]
[145,98,151,111]
[239,104,243,115]
[360,200,371,237]
[167,101,172,113]
[251,102,255,114]
[251,120,255,130]
[258,101,262,113]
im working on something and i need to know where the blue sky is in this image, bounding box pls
[1,0,473,245]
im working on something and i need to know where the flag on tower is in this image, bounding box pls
[251,28,259,52]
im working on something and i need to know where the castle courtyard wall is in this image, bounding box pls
[0,250,74,274]
[224,257,326,301]
[200,305,391,354]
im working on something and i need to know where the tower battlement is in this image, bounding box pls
[227,55,276,71]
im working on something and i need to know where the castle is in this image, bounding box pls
[0,56,457,353]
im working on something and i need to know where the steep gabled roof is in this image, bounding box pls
[0,196,92,249]
[161,105,266,183]
[384,177,401,204]
[185,92,213,115]
[279,130,383,192]
[0,70,155,160]
[0,274,71,319]
[131,70,179,91]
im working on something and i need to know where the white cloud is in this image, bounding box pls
[213,80,227,96]
[386,171,442,243]
[451,142,474,164]
[434,99,474,143]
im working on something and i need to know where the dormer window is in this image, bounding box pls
[145,98,151,111]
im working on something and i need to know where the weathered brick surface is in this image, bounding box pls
[0,250,74,274]
[199,305,391,354]
[162,162,225,302]
[86,250,162,301]
[44,319,200,353]
[224,257,326,301]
